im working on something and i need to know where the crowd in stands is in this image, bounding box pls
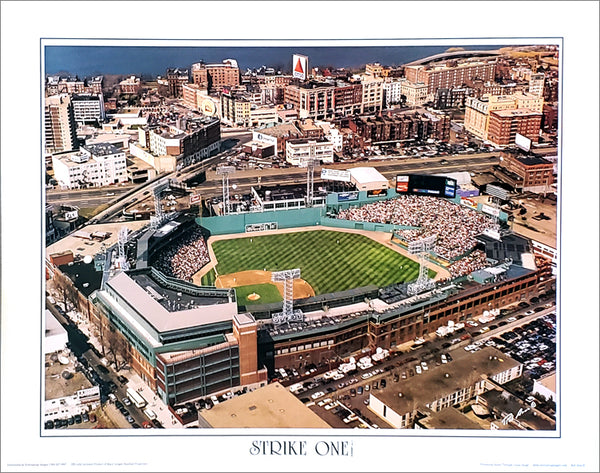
[337,196,498,261]
[447,250,489,278]
[153,227,210,281]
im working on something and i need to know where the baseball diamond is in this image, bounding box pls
[209,230,431,295]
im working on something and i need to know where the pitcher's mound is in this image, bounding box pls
[247,292,261,301]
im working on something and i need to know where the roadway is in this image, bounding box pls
[46,299,150,428]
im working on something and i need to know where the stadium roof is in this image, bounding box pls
[199,382,331,428]
[416,407,483,430]
[349,167,388,185]
[105,271,238,333]
[476,233,532,266]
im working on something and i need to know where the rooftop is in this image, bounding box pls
[349,167,388,184]
[371,347,521,416]
[509,155,553,167]
[491,108,542,118]
[416,407,483,430]
[199,382,331,428]
[83,142,123,156]
[58,260,103,298]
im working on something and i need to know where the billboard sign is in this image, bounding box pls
[396,174,457,198]
[515,133,532,152]
[481,204,501,217]
[190,193,202,205]
[321,168,351,182]
[292,54,308,81]
[367,189,388,198]
[337,191,359,202]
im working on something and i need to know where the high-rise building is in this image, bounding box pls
[71,93,105,124]
[529,73,545,97]
[487,109,543,147]
[166,68,189,97]
[44,94,78,154]
[191,59,240,93]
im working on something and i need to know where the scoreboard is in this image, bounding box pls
[396,174,457,198]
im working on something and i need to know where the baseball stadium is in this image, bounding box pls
[47,171,556,407]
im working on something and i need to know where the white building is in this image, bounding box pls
[314,121,343,152]
[383,79,405,106]
[52,142,127,189]
[45,309,68,354]
[349,167,389,192]
[533,371,556,402]
[285,138,334,166]
[71,93,105,124]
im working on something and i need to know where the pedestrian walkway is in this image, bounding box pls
[125,372,184,429]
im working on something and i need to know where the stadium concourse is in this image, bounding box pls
[336,195,497,276]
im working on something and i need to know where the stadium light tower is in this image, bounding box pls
[271,268,304,325]
[216,166,236,215]
[407,235,437,296]
[299,152,316,208]
[151,179,170,229]
[117,226,130,271]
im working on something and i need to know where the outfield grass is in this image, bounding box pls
[234,284,283,306]
[201,268,216,286]
[212,230,433,295]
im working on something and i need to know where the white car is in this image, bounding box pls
[441,354,448,364]
[421,361,428,371]
[415,365,422,375]
[361,373,373,380]
[324,402,337,411]
[311,391,325,400]
[317,398,332,407]
[507,316,517,322]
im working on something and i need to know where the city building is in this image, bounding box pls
[285,81,335,120]
[433,87,470,109]
[285,137,334,166]
[382,80,405,106]
[130,116,221,172]
[166,68,189,97]
[487,109,543,147]
[45,309,68,354]
[182,83,210,112]
[46,75,103,95]
[404,59,496,96]
[360,75,384,114]
[251,122,303,157]
[400,80,430,107]
[199,382,330,428]
[191,59,240,93]
[368,348,522,429]
[340,109,450,146]
[220,92,251,126]
[45,94,78,154]
[71,93,106,125]
[119,75,141,95]
[52,143,128,189]
[533,371,556,402]
[529,72,546,97]
[464,92,544,141]
[260,74,293,104]
[494,154,554,193]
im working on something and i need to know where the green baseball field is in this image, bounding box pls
[211,230,433,296]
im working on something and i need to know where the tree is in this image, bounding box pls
[54,272,81,314]
[105,328,130,371]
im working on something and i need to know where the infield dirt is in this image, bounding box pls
[214,270,315,299]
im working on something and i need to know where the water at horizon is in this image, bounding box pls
[44,44,511,78]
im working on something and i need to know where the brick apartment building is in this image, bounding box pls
[487,109,542,147]
[405,60,496,96]
[192,59,240,93]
